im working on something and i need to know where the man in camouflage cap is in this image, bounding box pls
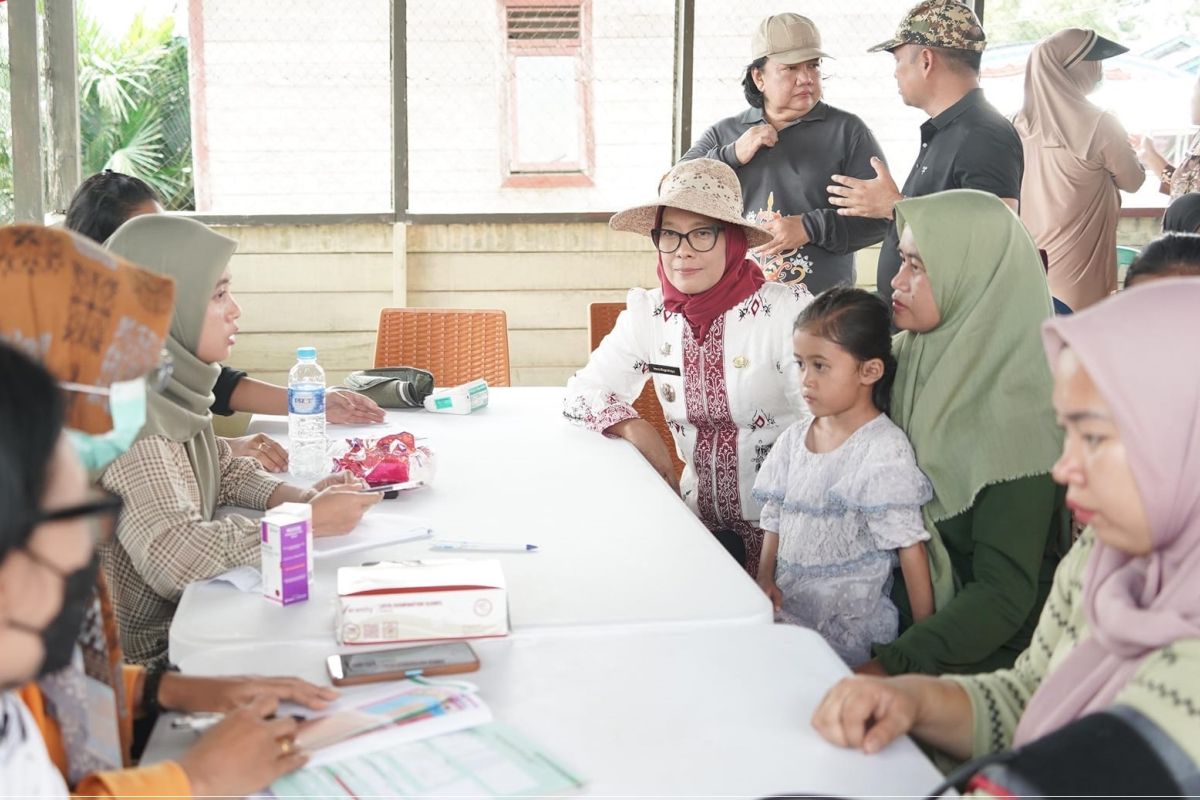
[867,0,986,54]
[827,0,1022,314]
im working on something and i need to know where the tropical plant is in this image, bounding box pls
[0,13,13,223]
[77,10,194,209]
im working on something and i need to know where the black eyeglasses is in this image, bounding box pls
[36,492,124,528]
[650,225,723,254]
[27,491,124,559]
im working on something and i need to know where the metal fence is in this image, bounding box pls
[5,0,1193,221]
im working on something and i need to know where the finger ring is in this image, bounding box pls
[279,736,295,757]
[259,442,267,451]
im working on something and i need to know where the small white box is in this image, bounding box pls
[335,560,508,645]
[261,503,312,606]
[423,379,489,414]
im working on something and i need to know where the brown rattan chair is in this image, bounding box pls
[374,308,511,387]
[588,302,685,480]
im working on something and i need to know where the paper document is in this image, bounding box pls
[294,679,489,767]
[270,722,584,798]
[205,565,262,593]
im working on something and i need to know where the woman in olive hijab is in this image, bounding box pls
[864,190,1071,677]
[100,215,378,666]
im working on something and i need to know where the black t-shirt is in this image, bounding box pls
[876,89,1023,303]
[211,365,247,416]
[682,102,890,295]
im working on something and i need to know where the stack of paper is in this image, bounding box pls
[271,723,583,798]
[267,679,583,798]
[283,678,491,767]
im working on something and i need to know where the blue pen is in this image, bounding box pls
[431,540,538,553]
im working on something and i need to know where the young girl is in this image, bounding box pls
[753,287,934,666]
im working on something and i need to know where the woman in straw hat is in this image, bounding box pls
[564,158,812,575]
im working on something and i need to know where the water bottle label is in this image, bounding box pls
[288,387,325,414]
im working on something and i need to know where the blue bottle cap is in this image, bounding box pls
[296,347,317,360]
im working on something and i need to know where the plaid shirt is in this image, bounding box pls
[100,435,283,666]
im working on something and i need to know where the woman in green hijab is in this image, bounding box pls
[99,215,380,666]
[861,190,1071,677]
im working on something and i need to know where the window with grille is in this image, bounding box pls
[501,0,593,187]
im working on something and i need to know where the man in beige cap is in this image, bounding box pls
[827,0,1023,309]
[681,13,888,296]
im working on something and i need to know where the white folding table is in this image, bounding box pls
[168,388,772,664]
[145,625,944,799]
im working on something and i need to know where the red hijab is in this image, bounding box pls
[656,208,766,342]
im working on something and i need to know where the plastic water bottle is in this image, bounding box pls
[288,347,327,479]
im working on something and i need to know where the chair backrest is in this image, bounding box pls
[375,308,511,387]
[588,302,685,480]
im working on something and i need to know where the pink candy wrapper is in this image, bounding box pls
[331,432,434,487]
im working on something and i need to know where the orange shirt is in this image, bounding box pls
[17,667,191,799]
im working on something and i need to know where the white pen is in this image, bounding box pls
[431,540,539,553]
[170,712,223,732]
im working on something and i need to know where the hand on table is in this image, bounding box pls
[828,158,903,220]
[752,216,810,259]
[177,695,307,797]
[310,484,380,536]
[606,418,680,494]
[811,675,919,754]
[311,470,369,493]
[327,388,386,425]
[157,672,338,715]
[227,433,289,473]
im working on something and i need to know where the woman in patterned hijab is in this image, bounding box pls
[0,226,337,797]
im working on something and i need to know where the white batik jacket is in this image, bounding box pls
[564,282,812,527]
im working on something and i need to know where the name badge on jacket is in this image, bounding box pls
[648,363,681,377]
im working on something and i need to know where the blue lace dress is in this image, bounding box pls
[752,414,932,666]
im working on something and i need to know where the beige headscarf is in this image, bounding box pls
[1015,28,1106,160]
[104,215,237,519]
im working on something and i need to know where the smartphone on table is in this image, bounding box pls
[326,641,480,686]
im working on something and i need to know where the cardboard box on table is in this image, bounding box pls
[335,559,508,645]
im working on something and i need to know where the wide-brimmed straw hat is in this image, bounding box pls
[609,159,772,248]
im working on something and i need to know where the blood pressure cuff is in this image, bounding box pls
[963,706,1199,799]
[342,367,434,409]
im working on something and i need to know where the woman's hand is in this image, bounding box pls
[606,418,680,494]
[1130,134,1169,175]
[734,123,778,165]
[852,658,888,676]
[326,388,387,425]
[157,672,338,714]
[177,695,307,797]
[226,433,289,473]
[811,676,920,754]
[310,484,380,536]
[311,470,368,493]
[757,577,782,611]
[812,674,975,759]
